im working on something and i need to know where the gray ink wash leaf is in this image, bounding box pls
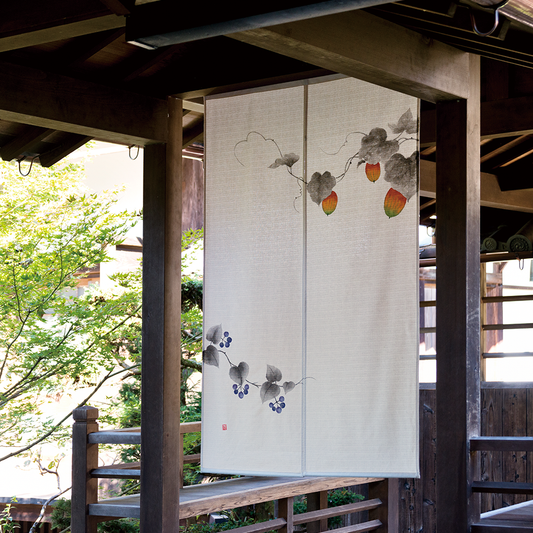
[269,153,300,169]
[358,128,399,165]
[307,171,336,205]
[389,109,417,135]
[283,381,296,394]
[206,324,223,344]
[384,151,419,200]
[260,381,281,403]
[229,362,249,386]
[203,345,219,367]
[266,364,282,383]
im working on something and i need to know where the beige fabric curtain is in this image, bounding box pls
[202,76,420,477]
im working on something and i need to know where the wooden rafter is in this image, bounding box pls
[0,61,167,145]
[422,95,533,145]
[39,134,92,167]
[0,0,125,52]
[420,159,533,212]
[230,10,471,102]
[0,125,53,161]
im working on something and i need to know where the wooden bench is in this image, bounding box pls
[71,406,389,533]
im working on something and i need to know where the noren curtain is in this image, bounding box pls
[201,76,420,477]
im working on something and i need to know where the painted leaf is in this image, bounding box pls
[358,128,399,165]
[266,364,282,383]
[283,381,296,394]
[203,345,219,367]
[389,108,417,134]
[206,324,223,344]
[365,163,380,183]
[384,188,407,218]
[322,190,338,216]
[384,151,418,200]
[269,153,300,169]
[229,362,249,386]
[260,381,281,403]
[308,171,336,205]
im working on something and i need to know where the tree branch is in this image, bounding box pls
[0,363,139,462]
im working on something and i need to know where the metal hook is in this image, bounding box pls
[470,1,510,37]
[519,258,525,270]
[17,156,36,177]
[128,145,140,160]
[470,8,500,36]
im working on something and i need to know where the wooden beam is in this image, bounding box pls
[39,134,92,167]
[230,10,471,102]
[140,98,182,533]
[0,61,167,145]
[0,126,53,161]
[435,53,481,530]
[0,14,125,53]
[496,158,533,191]
[422,95,533,145]
[419,159,533,213]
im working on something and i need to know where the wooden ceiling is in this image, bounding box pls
[1,0,533,232]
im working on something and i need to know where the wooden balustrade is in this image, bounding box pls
[71,408,388,533]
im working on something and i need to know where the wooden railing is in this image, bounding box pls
[71,406,389,533]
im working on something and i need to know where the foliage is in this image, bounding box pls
[0,160,139,461]
[51,499,139,533]
[293,489,364,529]
[180,514,255,533]
[0,500,19,532]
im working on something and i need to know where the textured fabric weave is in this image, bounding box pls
[202,76,420,477]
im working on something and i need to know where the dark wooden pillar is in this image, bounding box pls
[71,406,99,533]
[435,54,481,531]
[140,97,183,533]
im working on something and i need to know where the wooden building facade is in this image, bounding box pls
[2,1,533,531]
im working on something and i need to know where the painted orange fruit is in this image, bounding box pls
[365,162,380,182]
[322,190,338,216]
[384,188,407,218]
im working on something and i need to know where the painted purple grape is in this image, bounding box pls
[224,331,229,337]
[238,392,244,399]
[276,407,282,414]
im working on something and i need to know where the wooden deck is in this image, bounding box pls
[472,500,533,531]
[89,476,382,520]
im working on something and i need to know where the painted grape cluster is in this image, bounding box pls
[203,324,305,415]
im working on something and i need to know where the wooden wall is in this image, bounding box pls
[398,385,533,532]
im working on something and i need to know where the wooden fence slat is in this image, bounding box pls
[503,389,528,506]
[421,389,437,532]
[482,388,503,512]
[293,499,381,525]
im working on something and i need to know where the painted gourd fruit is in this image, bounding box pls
[384,188,407,218]
[365,162,380,182]
[322,190,338,216]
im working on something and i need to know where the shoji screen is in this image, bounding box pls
[202,76,420,477]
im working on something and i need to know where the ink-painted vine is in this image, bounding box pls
[203,324,307,414]
[234,109,418,217]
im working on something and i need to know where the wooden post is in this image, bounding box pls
[140,97,183,533]
[307,491,327,533]
[71,406,99,533]
[278,497,294,533]
[435,54,481,532]
[369,479,397,533]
